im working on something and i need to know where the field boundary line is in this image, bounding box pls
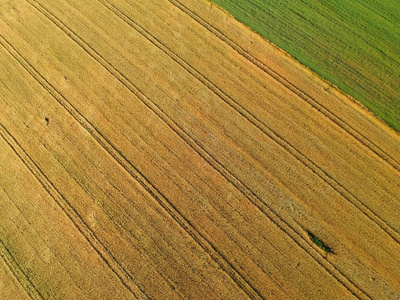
[22,0,372,297]
[168,0,400,173]
[1,8,263,297]
[98,0,400,245]
[0,108,147,299]
[0,235,43,300]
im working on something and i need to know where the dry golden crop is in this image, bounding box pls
[0,0,399,299]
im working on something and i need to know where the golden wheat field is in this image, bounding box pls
[0,0,399,299]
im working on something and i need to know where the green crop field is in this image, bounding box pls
[211,0,400,131]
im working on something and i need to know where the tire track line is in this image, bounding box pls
[24,1,369,298]
[42,130,188,300]
[0,120,147,299]
[97,0,400,245]
[1,184,93,298]
[89,3,372,298]
[0,234,43,300]
[169,0,400,173]
[1,14,262,299]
